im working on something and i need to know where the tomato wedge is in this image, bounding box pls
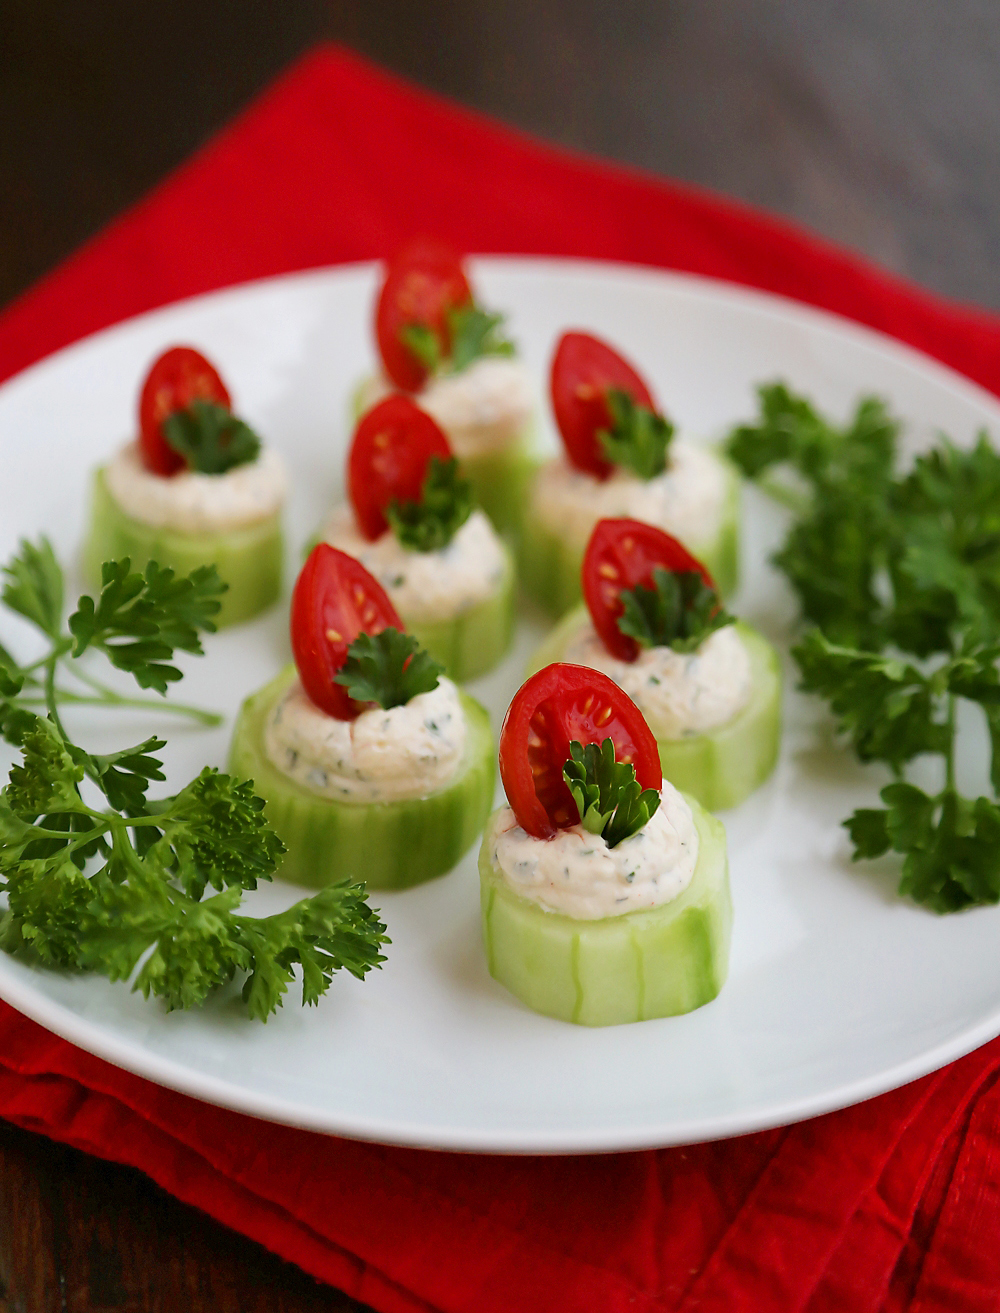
[291,544,403,720]
[499,663,662,839]
[138,346,232,476]
[582,518,717,662]
[550,331,659,480]
[348,394,453,540]
[375,237,472,392]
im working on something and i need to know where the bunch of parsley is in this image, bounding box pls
[727,384,1000,911]
[0,539,388,1015]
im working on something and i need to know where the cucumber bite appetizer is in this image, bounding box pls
[521,332,739,615]
[480,663,731,1025]
[528,519,781,811]
[229,544,495,890]
[84,346,285,626]
[320,393,516,681]
[356,238,536,535]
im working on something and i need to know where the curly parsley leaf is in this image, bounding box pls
[562,738,660,849]
[162,399,262,474]
[68,558,225,694]
[86,737,167,815]
[598,388,675,480]
[617,567,734,654]
[386,456,474,553]
[400,301,515,378]
[2,537,64,638]
[333,628,444,710]
[5,715,87,819]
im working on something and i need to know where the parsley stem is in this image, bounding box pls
[945,694,957,793]
[43,655,70,744]
[57,675,222,727]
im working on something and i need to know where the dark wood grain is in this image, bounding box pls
[3,1,1000,1307]
[0,1118,371,1312]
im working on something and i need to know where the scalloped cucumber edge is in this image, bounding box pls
[228,665,496,891]
[479,795,731,1025]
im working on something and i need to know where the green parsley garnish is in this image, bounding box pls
[162,399,262,475]
[617,567,735,654]
[1,538,224,725]
[386,456,474,553]
[597,388,675,480]
[399,301,516,377]
[729,382,1000,912]
[334,628,444,709]
[0,541,389,1017]
[562,738,660,848]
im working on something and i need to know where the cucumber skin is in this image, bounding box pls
[407,541,518,682]
[84,468,283,628]
[527,612,781,812]
[518,455,741,617]
[479,797,731,1026]
[228,666,496,891]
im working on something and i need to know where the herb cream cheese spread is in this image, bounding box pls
[563,623,753,739]
[105,441,287,534]
[488,782,699,919]
[264,676,466,803]
[321,506,507,624]
[359,357,533,458]
[530,439,727,552]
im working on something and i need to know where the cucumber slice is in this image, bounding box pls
[527,612,781,812]
[406,541,517,682]
[84,468,282,628]
[480,796,731,1025]
[518,454,740,617]
[228,666,496,891]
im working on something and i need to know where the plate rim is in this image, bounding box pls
[2,255,1000,1153]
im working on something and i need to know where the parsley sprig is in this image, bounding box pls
[729,383,1000,912]
[400,301,515,377]
[617,568,735,654]
[1,538,224,728]
[0,543,389,1016]
[162,399,262,475]
[598,388,675,480]
[386,456,474,552]
[562,738,660,848]
[334,628,444,709]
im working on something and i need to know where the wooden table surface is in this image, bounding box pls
[2,0,999,1306]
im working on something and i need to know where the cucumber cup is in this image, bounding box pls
[480,795,731,1026]
[519,456,740,617]
[229,666,496,891]
[527,613,781,812]
[85,468,283,628]
[455,433,540,539]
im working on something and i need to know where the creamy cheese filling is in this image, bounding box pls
[105,441,287,534]
[489,782,699,919]
[264,676,466,803]
[562,622,753,740]
[530,439,728,553]
[358,357,533,458]
[320,505,507,624]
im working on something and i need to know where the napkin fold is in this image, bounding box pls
[2,43,1000,1312]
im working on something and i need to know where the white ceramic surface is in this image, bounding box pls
[1,259,1000,1153]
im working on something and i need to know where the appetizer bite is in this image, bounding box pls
[229,544,495,890]
[521,332,739,615]
[528,519,780,811]
[356,238,536,534]
[84,346,285,626]
[479,664,731,1025]
[320,394,516,681]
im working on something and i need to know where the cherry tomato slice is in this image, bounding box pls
[375,237,472,391]
[582,518,717,663]
[290,544,404,720]
[550,331,659,480]
[138,346,232,476]
[499,662,662,839]
[348,394,453,540]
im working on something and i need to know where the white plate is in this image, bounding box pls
[2,258,1000,1154]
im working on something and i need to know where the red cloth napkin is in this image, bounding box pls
[2,43,1000,1312]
